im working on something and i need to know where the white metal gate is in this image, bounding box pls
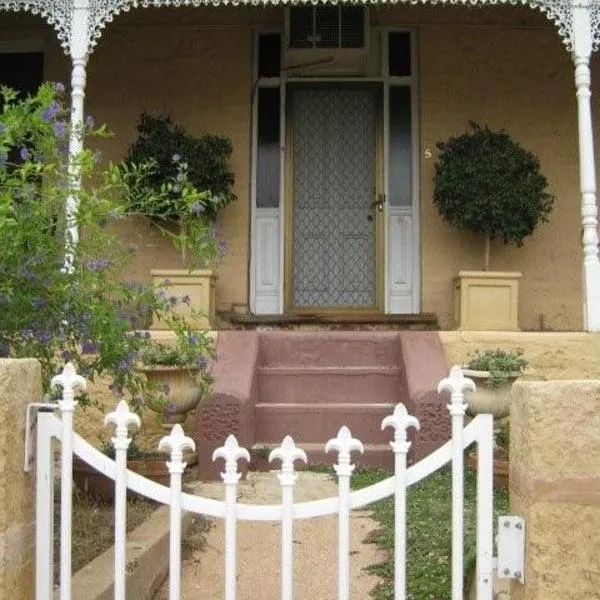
[27,364,520,600]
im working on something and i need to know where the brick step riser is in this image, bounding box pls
[254,404,395,445]
[258,372,405,405]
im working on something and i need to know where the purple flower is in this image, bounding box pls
[53,121,67,138]
[81,340,99,354]
[191,202,205,216]
[160,383,171,395]
[86,258,112,272]
[37,331,51,345]
[198,356,208,370]
[32,296,46,309]
[20,147,29,161]
[54,82,65,94]
[218,239,228,255]
[42,101,60,122]
[85,115,95,129]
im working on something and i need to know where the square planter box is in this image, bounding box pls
[454,270,521,331]
[151,269,216,331]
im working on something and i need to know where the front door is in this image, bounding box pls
[288,85,381,311]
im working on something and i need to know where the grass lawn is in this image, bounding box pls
[352,464,509,600]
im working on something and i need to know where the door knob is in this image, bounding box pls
[371,194,386,212]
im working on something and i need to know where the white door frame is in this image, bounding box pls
[251,28,420,315]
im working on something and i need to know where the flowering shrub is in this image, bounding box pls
[0,83,215,407]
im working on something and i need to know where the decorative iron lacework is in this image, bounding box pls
[0,0,72,48]
[0,0,598,54]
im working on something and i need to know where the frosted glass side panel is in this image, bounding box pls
[256,88,281,208]
[388,86,412,206]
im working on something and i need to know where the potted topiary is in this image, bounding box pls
[434,122,554,330]
[121,114,235,330]
[462,348,528,418]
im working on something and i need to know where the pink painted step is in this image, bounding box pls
[254,402,395,444]
[259,331,401,367]
[258,366,404,404]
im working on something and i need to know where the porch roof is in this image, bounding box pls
[0,0,596,55]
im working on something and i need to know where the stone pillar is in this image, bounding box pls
[0,359,42,600]
[510,380,600,600]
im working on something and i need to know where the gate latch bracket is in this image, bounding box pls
[496,516,525,583]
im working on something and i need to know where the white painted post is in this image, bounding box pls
[382,404,420,600]
[269,436,307,600]
[52,363,86,600]
[213,436,250,600]
[476,414,494,600]
[35,410,55,600]
[437,366,473,600]
[65,0,91,268]
[105,401,141,600]
[159,425,196,600]
[572,0,600,331]
[326,426,364,600]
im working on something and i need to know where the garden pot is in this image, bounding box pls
[73,453,197,501]
[142,365,202,426]
[454,271,521,331]
[462,369,520,418]
[151,269,216,330]
[467,450,509,490]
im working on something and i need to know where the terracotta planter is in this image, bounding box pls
[467,450,509,490]
[142,365,202,426]
[73,454,197,501]
[462,369,520,418]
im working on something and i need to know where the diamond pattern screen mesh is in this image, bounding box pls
[292,87,377,308]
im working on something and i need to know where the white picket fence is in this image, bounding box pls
[29,363,497,600]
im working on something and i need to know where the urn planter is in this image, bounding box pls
[462,369,521,418]
[141,364,203,427]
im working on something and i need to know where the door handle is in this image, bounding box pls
[371,194,386,212]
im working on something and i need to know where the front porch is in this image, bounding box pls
[2,1,600,331]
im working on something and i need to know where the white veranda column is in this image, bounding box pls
[65,0,91,264]
[572,0,600,331]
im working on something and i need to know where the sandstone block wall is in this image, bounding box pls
[0,359,41,600]
[510,380,600,600]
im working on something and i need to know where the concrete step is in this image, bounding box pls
[258,365,404,404]
[259,331,401,367]
[250,442,394,471]
[254,402,396,445]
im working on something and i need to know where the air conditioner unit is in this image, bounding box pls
[282,7,379,77]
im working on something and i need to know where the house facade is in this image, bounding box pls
[1,0,600,331]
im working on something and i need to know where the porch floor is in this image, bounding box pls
[219,312,439,330]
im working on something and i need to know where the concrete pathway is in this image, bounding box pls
[154,471,384,600]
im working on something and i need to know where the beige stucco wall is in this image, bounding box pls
[0,6,597,329]
[0,359,41,600]
[510,380,600,599]
[439,331,600,380]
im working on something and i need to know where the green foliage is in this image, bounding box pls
[352,466,509,599]
[466,348,528,387]
[433,123,554,255]
[0,83,214,408]
[123,113,235,221]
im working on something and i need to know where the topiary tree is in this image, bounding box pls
[433,122,554,270]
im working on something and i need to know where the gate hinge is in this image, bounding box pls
[496,516,525,584]
[24,402,57,473]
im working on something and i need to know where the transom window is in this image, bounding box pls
[289,6,365,49]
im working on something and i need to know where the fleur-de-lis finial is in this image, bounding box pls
[212,435,250,484]
[438,365,475,416]
[270,436,307,484]
[104,400,140,447]
[326,426,364,476]
[159,424,196,475]
[381,403,420,453]
[51,362,86,410]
